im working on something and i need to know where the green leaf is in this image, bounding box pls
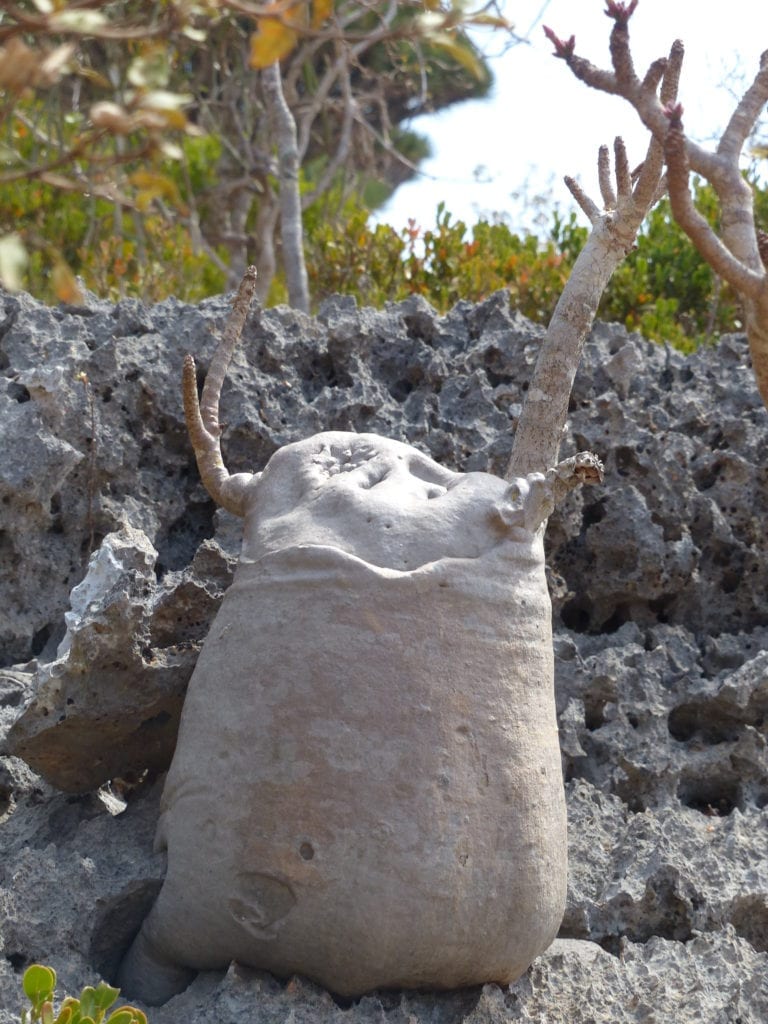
[104,1012,137,1024]
[23,965,56,1006]
[92,981,120,1014]
[77,987,96,1019]
[427,33,487,81]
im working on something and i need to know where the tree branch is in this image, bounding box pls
[664,106,764,300]
[183,267,260,516]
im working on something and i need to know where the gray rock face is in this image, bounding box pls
[1,287,767,1023]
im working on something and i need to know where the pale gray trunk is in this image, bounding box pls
[508,221,634,479]
[262,62,310,314]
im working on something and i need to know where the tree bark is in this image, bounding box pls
[262,62,310,313]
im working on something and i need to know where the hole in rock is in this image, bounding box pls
[614,446,643,477]
[730,895,768,953]
[597,935,622,957]
[693,462,721,492]
[299,842,314,861]
[388,379,415,402]
[156,500,216,575]
[6,952,26,971]
[668,704,742,745]
[648,595,674,625]
[677,775,738,816]
[650,512,683,543]
[561,599,592,633]
[600,604,632,634]
[10,383,30,403]
[31,624,52,657]
[90,879,163,984]
[582,498,607,529]
[583,696,607,731]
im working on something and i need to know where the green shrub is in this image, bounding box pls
[19,964,147,1024]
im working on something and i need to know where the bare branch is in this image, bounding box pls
[718,49,768,163]
[183,267,260,517]
[664,107,764,300]
[659,40,684,105]
[598,146,616,209]
[606,2,640,92]
[510,131,664,478]
[565,175,601,223]
[613,137,632,199]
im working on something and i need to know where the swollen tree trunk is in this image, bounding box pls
[262,62,310,313]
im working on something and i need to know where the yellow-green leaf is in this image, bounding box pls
[428,33,486,81]
[249,20,298,68]
[129,170,187,211]
[311,0,333,29]
[22,965,56,1005]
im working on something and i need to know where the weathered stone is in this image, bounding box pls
[5,528,234,792]
[1,287,767,1023]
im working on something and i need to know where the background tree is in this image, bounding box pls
[0,0,508,302]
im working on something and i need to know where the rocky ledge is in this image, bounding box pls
[0,287,766,1023]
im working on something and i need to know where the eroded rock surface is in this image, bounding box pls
[1,287,767,1022]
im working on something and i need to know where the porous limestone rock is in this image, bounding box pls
[6,529,234,792]
[1,288,767,1023]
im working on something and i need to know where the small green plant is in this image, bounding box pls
[19,964,147,1024]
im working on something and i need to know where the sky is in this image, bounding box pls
[375,1,767,234]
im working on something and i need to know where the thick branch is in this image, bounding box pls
[718,49,768,163]
[665,111,764,300]
[509,133,663,479]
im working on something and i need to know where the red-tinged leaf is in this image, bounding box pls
[52,259,84,304]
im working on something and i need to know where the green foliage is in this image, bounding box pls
[3,115,764,352]
[304,200,571,323]
[0,133,227,303]
[303,177,766,351]
[19,965,146,1024]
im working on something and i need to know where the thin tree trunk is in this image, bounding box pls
[508,226,630,479]
[262,62,310,313]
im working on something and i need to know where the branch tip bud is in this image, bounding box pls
[604,0,639,23]
[663,101,684,126]
[543,25,575,60]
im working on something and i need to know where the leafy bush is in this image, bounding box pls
[3,129,764,352]
[305,179,765,351]
[19,964,146,1024]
